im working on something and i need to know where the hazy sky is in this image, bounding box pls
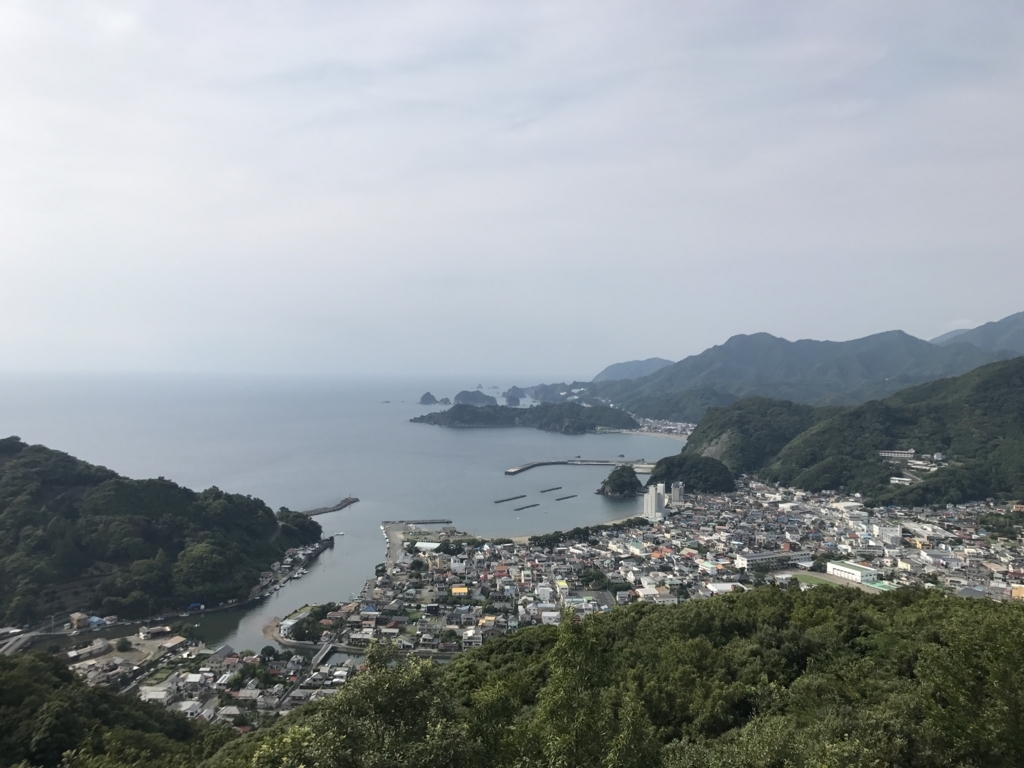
[1,2,1023,380]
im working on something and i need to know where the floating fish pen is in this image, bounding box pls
[494,495,527,504]
[513,503,540,511]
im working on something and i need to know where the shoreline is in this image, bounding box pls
[605,429,688,442]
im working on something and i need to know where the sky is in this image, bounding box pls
[1,2,1023,380]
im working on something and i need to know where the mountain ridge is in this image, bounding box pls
[592,357,674,383]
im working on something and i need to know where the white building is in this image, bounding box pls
[670,482,685,503]
[734,551,810,570]
[644,483,666,520]
[827,561,879,584]
[871,521,902,544]
[879,449,915,461]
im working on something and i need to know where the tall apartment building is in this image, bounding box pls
[644,483,666,520]
[670,481,685,503]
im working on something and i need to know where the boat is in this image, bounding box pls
[334,531,345,536]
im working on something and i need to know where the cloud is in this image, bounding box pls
[0,1,1022,377]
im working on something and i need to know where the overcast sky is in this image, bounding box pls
[1,2,1022,380]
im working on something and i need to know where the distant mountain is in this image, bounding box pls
[605,331,1012,404]
[932,310,1024,354]
[929,328,969,345]
[592,357,674,383]
[683,357,1024,506]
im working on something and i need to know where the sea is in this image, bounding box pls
[0,375,683,653]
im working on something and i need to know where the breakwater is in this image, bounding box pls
[298,496,359,517]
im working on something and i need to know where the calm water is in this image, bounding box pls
[0,375,682,652]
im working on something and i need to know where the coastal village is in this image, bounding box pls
[53,458,1024,725]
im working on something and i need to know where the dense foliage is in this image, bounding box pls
[761,357,1024,505]
[646,452,736,493]
[0,437,322,625]
[194,586,1024,768]
[684,397,846,474]
[599,465,643,497]
[0,651,230,768]
[410,403,639,434]
[289,603,340,643]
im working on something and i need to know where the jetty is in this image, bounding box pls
[298,496,359,517]
[494,495,527,504]
[380,519,453,525]
[505,459,646,475]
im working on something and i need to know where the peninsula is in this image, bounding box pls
[411,402,639,434]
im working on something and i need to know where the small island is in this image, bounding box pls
[598,464,643,497]
[454,390,498,406]
[411,402,639,435]
[419,392,439,405]
[505,394,521,406]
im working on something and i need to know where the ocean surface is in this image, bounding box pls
[0,375,682,652]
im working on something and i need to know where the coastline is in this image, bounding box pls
[604,428,688,442]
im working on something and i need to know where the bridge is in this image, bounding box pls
[504,459,653,475]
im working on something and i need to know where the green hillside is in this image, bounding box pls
[614,387,740,424]
[8,587,1024,767]
[197,587,1024,768]
[763,357,1024,505]
[646,452,736,493]
[0,437,321,625]
[410,402,639,434]
[0,651,227,768]
[684,397,846,474]
[679,357,1024,506]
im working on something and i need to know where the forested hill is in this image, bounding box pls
[410,402,638,434]
[683,357,1024,506]
[0,437,322,625]
[592,357,674,382]
[197,587,1024,768]
[521,329,1014,423]
[0,651,230,768]
[683,397,847,474]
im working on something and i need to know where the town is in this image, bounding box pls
[38,462,1024,727]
